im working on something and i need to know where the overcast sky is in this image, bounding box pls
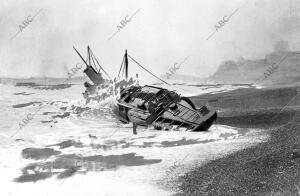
[0,0,299,82]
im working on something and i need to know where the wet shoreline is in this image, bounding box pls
[175,85,300,195]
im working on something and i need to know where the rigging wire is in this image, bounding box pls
[90,49,112,80]
[117,55,125,79]
[127,53,194,93]
[127,54,170,85]
[89,49,100,73]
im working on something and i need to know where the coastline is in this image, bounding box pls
[174,85,300,195]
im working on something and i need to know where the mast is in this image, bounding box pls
[73,46,104,85]
[124,49,128,80]
[117,50,169,85]
[73,46,89,68]
[88,46,91,67]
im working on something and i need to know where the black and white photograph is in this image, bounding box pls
[1,0,300,195]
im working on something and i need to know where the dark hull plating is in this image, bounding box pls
[117,85,217,131]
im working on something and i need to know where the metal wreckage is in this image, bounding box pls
[74,46,217,134]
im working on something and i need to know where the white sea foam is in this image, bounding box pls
[0,83,268,196]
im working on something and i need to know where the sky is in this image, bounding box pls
[0,0,299,82]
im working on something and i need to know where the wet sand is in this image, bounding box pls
[176,85,300,195]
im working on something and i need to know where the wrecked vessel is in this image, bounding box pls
[116,50,217,132]
[74,47,217,132]
[73,46,112,99]
[117,85,217,131]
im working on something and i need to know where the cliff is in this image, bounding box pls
[209,41,300,85]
